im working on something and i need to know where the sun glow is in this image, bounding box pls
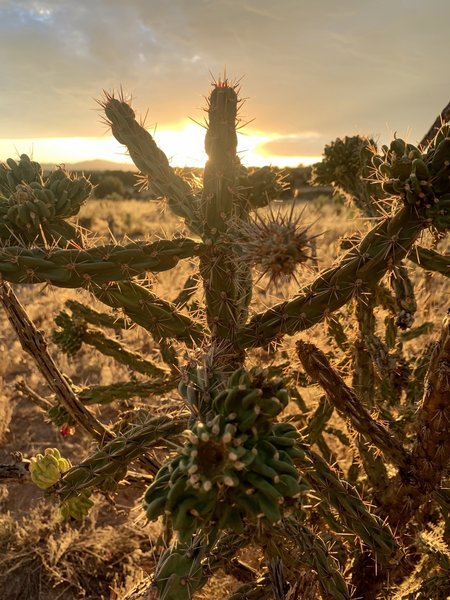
[0,120,320,169]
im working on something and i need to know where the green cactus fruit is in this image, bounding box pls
[60,490,94,520]
[29,447,72,489]
[145,368,301,539]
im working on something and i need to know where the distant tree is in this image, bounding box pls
[94,175,126,199]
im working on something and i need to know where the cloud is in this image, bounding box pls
[257,133,326,158]
[0,0,449,148]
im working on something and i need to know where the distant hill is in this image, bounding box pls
[42,159,138,172]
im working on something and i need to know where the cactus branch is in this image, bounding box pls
[296,340,410,470]
[54,412,189,500]
[237,205,425,348]
[91,281,205,345]
[100,90,202,232]
[0,238,203,287]
[294,443,399,560]
[382,313,450,527]
[408,246,450,277]
[52,311,170,378]
[0,281,112,441]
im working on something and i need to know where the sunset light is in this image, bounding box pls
[0,121,321,169]
[1,2,450,598]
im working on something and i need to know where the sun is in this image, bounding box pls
[0,121,320,168]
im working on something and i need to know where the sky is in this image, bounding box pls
[0,0,449,168]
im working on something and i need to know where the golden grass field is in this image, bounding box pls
[0,195,448,599]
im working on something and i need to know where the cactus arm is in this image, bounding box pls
[294,443,398,560]
[276,518,351,600]
[237,205,426,348]
[54,413,188,500]
[65,299,129,329]
[52,311,170,378]
[408,246,450,277]
[310,134,381,217]
[48,379,178,428]
[202,83,239,232]
[0,156,93,246]
[65,298,180,369]
[0,281,112,441]
[296,340,410,470]
[92,281,205,346]
[80,328,168,377]
[381,314,450,527]
[199,82,250,343]
[0,237,203,286]
[78,379,178,405]
[101,92,201,232]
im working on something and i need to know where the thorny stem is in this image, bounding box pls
[0,280,113,442]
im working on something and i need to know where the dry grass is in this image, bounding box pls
[0,195,448,599]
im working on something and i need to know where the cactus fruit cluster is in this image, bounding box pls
[144,368,302,541]
[29,447,71,489]
[29,447,94,519]
[1,81,450,599]
[0,154,92,245]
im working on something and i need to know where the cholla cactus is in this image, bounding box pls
[1,81,450,599]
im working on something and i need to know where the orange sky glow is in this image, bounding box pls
[0,121,321,169]
[1,1,449,171]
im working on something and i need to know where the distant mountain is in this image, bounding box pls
[42,159,138,172]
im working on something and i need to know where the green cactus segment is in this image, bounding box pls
[0,154,92,245]
[154,545,206,600]
[199,82,250,339]
[297,340,409,469]
[303,395,334,444]
[312,125,450,228]
[373,128,450,215]
[101,91,201,232]
[144,368,301,541]
[279,518,351,600]
[0,154,44,193]
[65,299,129,330]
[29,447,71,489]
[292,444,398,560]
[0,237,202,286]
[237,205,425,348]
[47,379,178,427]
[52,310,169,378]
[237,166,286,210]
[408,246,450,277]
[311,135,381,216]
[92,281,204,346]
[199,248,247,338]
[62,298,183,367]
[203,82,239,231]
[54,414,188,500]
